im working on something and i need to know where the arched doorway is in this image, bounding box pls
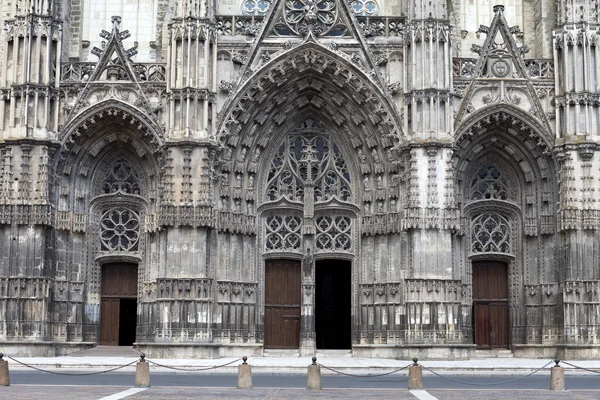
[100,263,138,346]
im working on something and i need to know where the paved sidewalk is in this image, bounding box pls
[3,353,599,374]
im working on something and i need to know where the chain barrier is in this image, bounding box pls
[560,360,600,375]
[317,362,412,378]
[418,360,554,386]
[146,357,241,372]
[6,355,138,376]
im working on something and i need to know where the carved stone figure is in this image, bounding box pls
[302,247,314,279]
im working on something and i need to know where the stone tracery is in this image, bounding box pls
[100,208,141,252]
[470,213,511,254]
[265,133,352,203]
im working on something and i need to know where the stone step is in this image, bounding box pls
[263,349,300,357]
[67,345,141,358]
[474,349,514,358]
[316,350,353,358]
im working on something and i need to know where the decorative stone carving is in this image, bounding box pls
[100,208,140,252]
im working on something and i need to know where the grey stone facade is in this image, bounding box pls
[0,0,599,359]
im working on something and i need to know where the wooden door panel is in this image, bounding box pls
[264,260,301,349]
[473,262,508,300]
[100,298,120,345]
[474,303,490,348]
[102,264,137,297]
[490,303,509,348]
[473,261,509,348]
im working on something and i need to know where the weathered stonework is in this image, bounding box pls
[0,0,599,359]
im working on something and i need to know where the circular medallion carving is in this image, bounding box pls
[284,0,337,36]
[491,59,510,78]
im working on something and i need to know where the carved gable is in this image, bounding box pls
[455,5,553,134]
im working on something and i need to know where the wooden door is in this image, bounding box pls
[264,259,301,349]
[473,261,509,348]
[100,263,138,345]
[100,298,120,345]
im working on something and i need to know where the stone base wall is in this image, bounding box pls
[134,343,263,359]
[352,344,473,360]
[0,341,95,357]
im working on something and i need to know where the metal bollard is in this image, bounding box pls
[135,354,150,388]
[306,357,322,390]
[408,358,423,390]
[550,359,565,390]
[0,353,9,386]
[237,356,252,389]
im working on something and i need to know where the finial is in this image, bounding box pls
[242,356,248,364]
[111,15,122,30]
[312,357,317,365]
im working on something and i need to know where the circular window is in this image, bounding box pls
[100,208,140,252]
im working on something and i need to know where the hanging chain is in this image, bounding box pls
[418,360,554,386]
[6,355,138,376]
[317,362,412,378]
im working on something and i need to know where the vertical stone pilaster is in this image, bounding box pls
[166,16,216,139]
[554,1,600,351]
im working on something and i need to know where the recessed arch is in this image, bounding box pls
[216,40,403,152]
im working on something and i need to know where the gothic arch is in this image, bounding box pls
[214,42,404,220]
[453,105,558,346]
[57,99,164,163]
[455,104,555,158]
[215,40,403,157]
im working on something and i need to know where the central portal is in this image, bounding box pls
[315,259,351,349]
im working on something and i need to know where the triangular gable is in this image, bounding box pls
[67,16,155,118]
[234,0,389,93]
[455,5,552,131]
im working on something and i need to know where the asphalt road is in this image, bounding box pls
[8,370,600,389]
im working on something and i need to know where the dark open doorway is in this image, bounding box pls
[315,259,351,349]
[100,263,138,346]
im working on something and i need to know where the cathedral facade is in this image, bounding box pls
[0,0,599,359]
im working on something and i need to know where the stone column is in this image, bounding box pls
[553,2,600,357]
[166,17,216,139]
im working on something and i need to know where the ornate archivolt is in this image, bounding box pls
[214,41,404,230]
[455,107,557,237]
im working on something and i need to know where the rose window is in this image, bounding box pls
[101,208,140,251]
[471,213,511,254]
[102,159,141,195]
